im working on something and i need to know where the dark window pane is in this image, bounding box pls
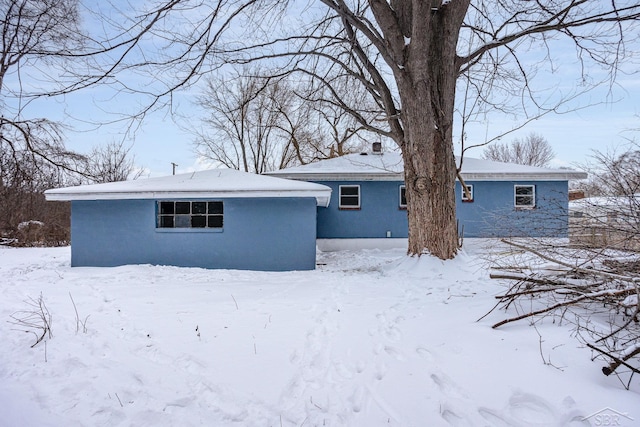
[192,202,206,214]
[157,201,225,229]
[208,201,223,214]
[160,201,174,214]
[208,215,223,228]
[400,187,406,206]
[516,196,533,206]
[159,215,174,228]
[462,185,473,200]
[340,196,359,206]
[191,215,206,227]
[515,185,534,207]
[175,215,190,227]
[516,186,533,196]
[341,186,359,196]
[176,202,190,214]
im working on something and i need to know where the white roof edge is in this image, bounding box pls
[266,173,404,181]
[269,171,588,181]
[45,189,332,207]
[461,171,588,181]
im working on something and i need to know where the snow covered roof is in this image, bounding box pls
[45,168,332,206]
[266,152,587,181]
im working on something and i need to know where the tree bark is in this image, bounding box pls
[393,1,469,259]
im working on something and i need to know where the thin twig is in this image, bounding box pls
[115,392,124,407]
[70,292,80,334]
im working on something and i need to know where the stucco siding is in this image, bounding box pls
[313,180,569,239]
[456,181,569,238]
[315,181,409,239]
[71,197,318,271]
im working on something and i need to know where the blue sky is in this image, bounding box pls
[13,3,640,178]
[55,71,637,178]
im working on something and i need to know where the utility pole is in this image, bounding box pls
[171,162,178,175]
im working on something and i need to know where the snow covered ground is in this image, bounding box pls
[0,241,637,426]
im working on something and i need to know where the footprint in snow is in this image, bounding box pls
[383,346,405,361]
[415,347,434,361]
[333,361,355,379]
[431,373,466,399]
[350,385,366,413]
[383,325,403,342]
[374,363,388,381]
[506,392,558,424]
[163,396,194,413]
[477,407,514,427]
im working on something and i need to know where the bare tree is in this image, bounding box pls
[194,69,366,173]
[571,142,640,250]
[0,0,86,171]
[195,71,298,173]
[58,1,640,259]
[483,133,555,167]
[582,143,640,197]
[85,141,142,184]
[0,139,70,246]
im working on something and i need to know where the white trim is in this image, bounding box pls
[271,171,587,182]
[399,185,407,208]
[44,168,333,207]
[338,185,361,209]
[272,172,404,181]
[461,184,474,201]
[514,184,536,208]
[461,172,586,181]
[265,153,587,182]
[45,189,331,207]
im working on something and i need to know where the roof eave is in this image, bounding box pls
[461,172,588,181]
[268,172,588,182]
[267,173,404,181]
[45,189,332,206]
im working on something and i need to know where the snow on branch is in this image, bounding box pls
[484,239,640,389]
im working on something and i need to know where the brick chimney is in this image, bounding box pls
[372,142,382,154]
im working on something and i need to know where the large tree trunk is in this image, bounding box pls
[394,1,469,259]
[401,106,458,259]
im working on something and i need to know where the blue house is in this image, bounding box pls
[45,150,587,270]
[45,169,331,271]
[267,150,587,251]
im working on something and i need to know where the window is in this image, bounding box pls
[158,201,224,228]
[514,185,535,208]
[399,185,407,208]
[339,185,360,209]
[461,184,473,202]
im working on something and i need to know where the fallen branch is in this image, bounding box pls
[487,239,640,387]
[501,239,640,283]
[587,343,640,377]
[492,293,590,328]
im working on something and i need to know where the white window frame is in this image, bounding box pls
[339,185,361,209]
[399,185,407,208]
[514,185,535,209]
[461,184,474,202]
